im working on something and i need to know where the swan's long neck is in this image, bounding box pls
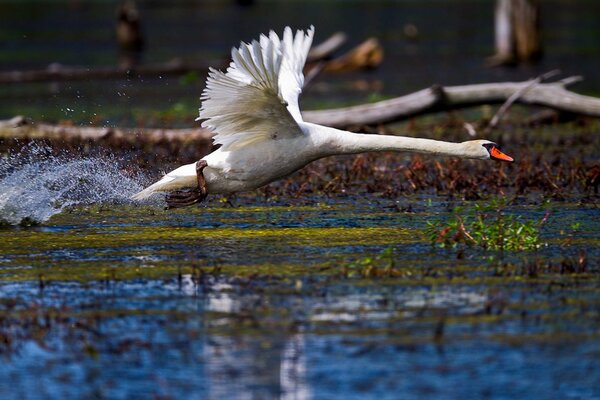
[313,125,468,158]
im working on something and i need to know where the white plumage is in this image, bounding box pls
[132,26,512,203]
[199,26,313,151]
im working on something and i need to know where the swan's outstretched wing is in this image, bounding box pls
[278,26,314,122]
[198,26,314,151]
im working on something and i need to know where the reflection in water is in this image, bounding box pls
[309,289,488,323]
[280,334,310,400]
[178,274,311,399]
[177,273,490,399]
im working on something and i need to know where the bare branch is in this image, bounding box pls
[307,32,347,62]
[0,116,214,146]
[2,77,599,144]
[486,69,561,130]
[321,38,384,73]
[557,76,584,87]
[303,77,600,128]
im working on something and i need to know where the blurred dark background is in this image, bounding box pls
[1,0,599,127]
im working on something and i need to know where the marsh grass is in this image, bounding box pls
[342,247,394,278]
[426,198,547,251]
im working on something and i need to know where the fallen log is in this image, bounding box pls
[1,77,599,145]
[304,37,384,86]
[302,76,600,128]
[0,116,213,145]
[320,38,383,73]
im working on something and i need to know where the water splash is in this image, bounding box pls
[0,143,146,225]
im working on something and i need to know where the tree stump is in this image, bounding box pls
[489,0,541,65]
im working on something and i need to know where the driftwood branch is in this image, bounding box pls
[0,116,213,145]
[2,77,599,145]
[307,32,347,61]
[486,69,561,130]
[319,38,384,73]
[303,76,600,128]
[304,38,384,87]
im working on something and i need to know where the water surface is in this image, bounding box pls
[0,199,598,399]
[2,0,600,124]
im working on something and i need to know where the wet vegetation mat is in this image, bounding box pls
[0,119,599,398]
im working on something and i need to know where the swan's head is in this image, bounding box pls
[464,140,514,162]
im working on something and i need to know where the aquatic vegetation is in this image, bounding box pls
[503,253,588,278]
[342,247,397,278]
[3,120,597,210]
[0,96,598,399]
[426,198,546,251]
[253,120,599,202]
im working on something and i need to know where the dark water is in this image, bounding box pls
[1,0,600,124]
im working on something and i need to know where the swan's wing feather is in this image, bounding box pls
[280,26,314,122]
[199,27,314,151]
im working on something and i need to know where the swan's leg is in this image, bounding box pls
[165,160,208,209]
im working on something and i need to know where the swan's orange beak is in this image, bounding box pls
[489,146,514,162]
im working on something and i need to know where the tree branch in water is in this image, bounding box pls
[1,76,599,145]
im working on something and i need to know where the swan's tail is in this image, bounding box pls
[131,176,174,200]
[131,163,197,201]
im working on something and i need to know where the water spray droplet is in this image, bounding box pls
[0,143,148,225]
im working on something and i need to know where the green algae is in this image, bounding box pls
[0,225,415,253]
[0,201,598,363]
[0,202,597,287]
[0,203,423,282]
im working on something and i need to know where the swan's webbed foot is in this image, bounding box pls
[165,160,208,209]
[165,189,205,209]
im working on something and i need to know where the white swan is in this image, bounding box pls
[133,26,513,208]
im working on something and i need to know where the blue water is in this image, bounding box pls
[0,200,598,399]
